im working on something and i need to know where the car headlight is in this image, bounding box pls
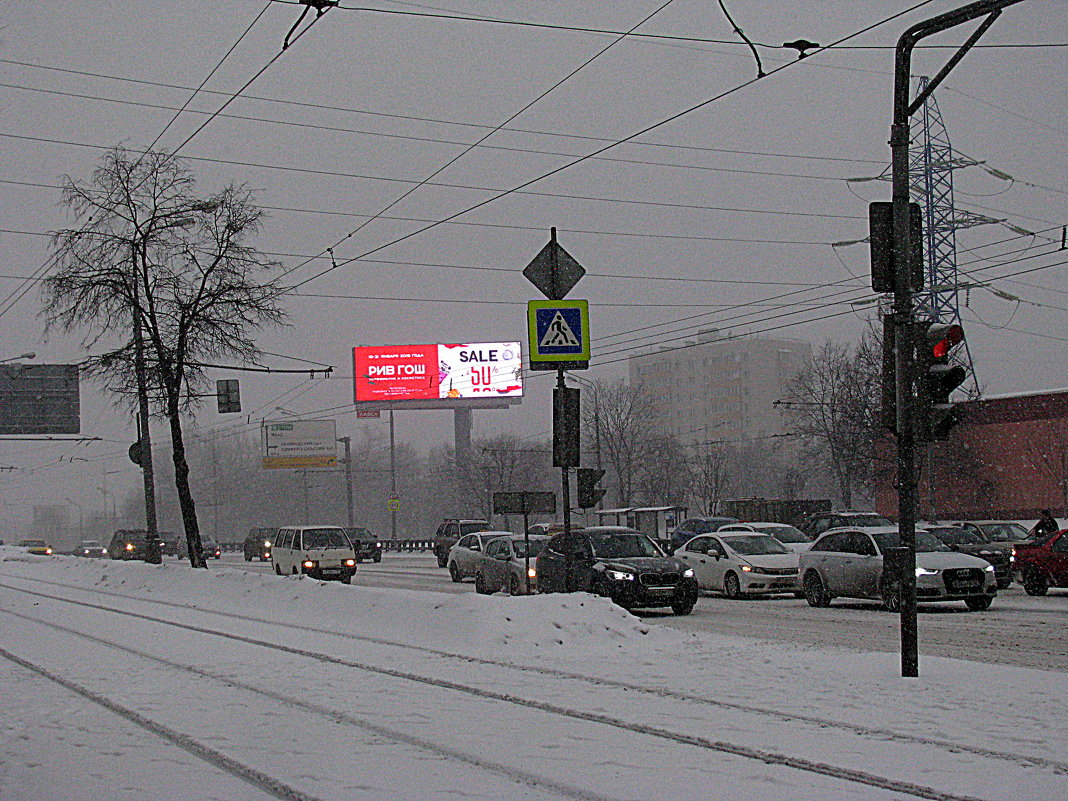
[125,543,135,551]
[681,567,694,578]
[45,548,52,555]
[375,542,382,548]
[344,559,356,567]
[916,567,940,577]
[605,569,636,581]
[302,560,316,569]
[263,540,271,547]
[527,567,537,578]
[740,565,753,572]
[983,564,995,573]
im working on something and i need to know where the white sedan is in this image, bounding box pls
[717,522,813,553]
[674,532,802,598]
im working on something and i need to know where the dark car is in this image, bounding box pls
[107,529,161,563]
[924,524,1013,589]
[344,527,382,563]
[1012,528,1068,595]
[158,531,181,557]
[667,516,738,552]
[433,519,490,568]
[177,534,221,560]
[799,510,893,539]
[536,526,699,615]
[243,528,276,562]
[76,540,107,558]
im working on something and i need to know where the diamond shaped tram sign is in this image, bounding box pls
[523,239,585,300]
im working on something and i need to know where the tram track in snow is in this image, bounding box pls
[0,577,1049,801]
[3,571,1064,779]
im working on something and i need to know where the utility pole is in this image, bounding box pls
[888,0,1023,678]
[389,406,397,540]
[338,436,354,527]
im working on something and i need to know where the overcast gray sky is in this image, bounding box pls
[1,0,1065,527]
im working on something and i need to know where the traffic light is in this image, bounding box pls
[576,468,606,509]
[915,321,967,441]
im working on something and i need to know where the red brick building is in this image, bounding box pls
[876,389,1068,521]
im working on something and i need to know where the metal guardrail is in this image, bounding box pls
[381,539,434,552]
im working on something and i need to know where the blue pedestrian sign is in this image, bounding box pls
[528,300,590,369]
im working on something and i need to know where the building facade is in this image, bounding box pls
[628,329,812,445]
[876,388,1068,521]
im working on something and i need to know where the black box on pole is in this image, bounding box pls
[553,386,580,467]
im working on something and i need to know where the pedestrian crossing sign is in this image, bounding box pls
[528,300,590,368]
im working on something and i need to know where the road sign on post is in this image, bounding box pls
[528,300,590,370]
[523,236,585,300]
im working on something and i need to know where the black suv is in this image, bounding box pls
[668,516,738,552]
[799,510,893,539]
[433,519,489,567]
[243,528,276,562]
[158,531,181,557]
[536,526,699,615]
[345,527,382,563]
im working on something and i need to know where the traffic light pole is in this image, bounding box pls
[889,0,1022,678]
[558,368,572,543]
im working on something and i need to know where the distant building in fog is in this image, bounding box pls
[628,328,812,445]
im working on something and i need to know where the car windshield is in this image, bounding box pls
[872,531,951,553]
[512,539,546,559]
[752,524,808,543]
[843,514,893,527]
[929,527,985,545]
[21,539,47,547]
[589,532,664,559]
[80,541,103,548]
[722,535,789,555]
[979,523,1029,542]
[301,528,349,549]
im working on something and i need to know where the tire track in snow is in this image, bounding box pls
[6,571,1065,777]
[0,644,325,801]
[0,581,998,801]
[0,606,618,801]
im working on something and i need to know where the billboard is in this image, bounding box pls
[261,419,337,469]
[353,342,523,410]
[0,364,80,435]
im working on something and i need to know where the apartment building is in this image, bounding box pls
[628,328,812,445]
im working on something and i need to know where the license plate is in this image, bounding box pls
[647,587,673,595]
[950,581,979,591]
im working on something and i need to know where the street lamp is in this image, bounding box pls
[0,352,35,364]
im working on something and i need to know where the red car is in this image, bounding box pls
[1013,529,1068,595]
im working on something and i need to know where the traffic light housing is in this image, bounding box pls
[576,468,606,509]
[915,322,967,441]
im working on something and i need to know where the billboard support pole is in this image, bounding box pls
[389,406,397,540]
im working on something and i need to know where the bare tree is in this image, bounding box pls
[637,434,691,505]
[42,147,285,566]
[782,329,883,507]
[691,441,732,513]
[582,378,659,506]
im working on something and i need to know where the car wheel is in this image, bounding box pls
[510,574,522,596]
[964,595,992,611]
[373,554,381,563]
[436,551,448,568]
[244,553,251,562]
[803,571,831,608]
[274,564,282,576]
[449,561,462,583]
[1022,568,1049,596]
[671,597,695,615]
[881,580,902,613]
[474,572,490,594]
[723,572,743,599]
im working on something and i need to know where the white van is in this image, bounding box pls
[271,525,358,584]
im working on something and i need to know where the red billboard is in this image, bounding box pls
[353,343,523,407]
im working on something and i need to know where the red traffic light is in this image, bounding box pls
[929,323,963,359]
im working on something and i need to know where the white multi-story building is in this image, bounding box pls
[628,328,812,445]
